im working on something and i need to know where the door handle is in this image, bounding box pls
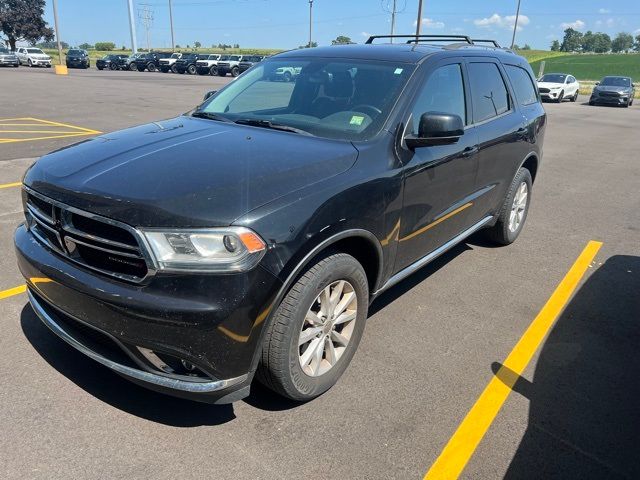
[461,146,479,158]
[516,127,527,136]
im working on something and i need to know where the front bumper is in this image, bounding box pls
[539,90,562,100]
[29,59,51,66]
[590,94,629,105]
[0,57,19,66]
[15,223,282,403]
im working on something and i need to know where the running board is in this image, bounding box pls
[374,215,493,295]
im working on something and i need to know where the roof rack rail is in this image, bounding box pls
[365,34,473,45]
[471,39,502,47]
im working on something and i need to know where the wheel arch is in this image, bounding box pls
[520,153,539,183]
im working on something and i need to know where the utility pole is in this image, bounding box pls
[308,0,314,48]
[382,0,405,43]
[127,0,138,53]
[168,0,175,51]
[415,0,424,39]
[139,4,154,51]
[51,0,63,66]
[510,0,522,49]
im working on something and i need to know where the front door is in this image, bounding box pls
[394,60,480,272]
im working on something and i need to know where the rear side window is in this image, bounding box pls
[411,63,466,134]
[468,62,510,123]
[505,65,538,106]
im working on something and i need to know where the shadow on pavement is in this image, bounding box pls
[500,255,640,479]
[20,304,236,427]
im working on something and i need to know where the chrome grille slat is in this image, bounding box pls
[23,187,153,283]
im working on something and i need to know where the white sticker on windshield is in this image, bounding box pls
[394,68,403,75]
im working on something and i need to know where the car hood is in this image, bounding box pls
[594,85,632,93]
[537,82,565,89]
[24,116,359,227]
[28,53,49,58]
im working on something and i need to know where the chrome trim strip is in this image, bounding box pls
[28,290,248,394]
[375,215,493,295]
[62,222,140,251]
[69,236,143,259]
[26,203,53,225]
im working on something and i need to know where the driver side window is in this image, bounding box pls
[411,64,466,136]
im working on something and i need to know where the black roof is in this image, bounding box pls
[275,42,521,65]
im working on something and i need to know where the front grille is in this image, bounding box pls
[24,189,151,282]
[600,91,621,98]
[538,88,550,93]
[196,61,208,67]
[218,62,230,67]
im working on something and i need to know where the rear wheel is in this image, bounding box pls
[187,64,197,75]
[209,65,218,76]
[147,63,156,72]
[171,64,178,74]
[283,71,292,82]
[484,168,533,245]
[129,63,137,71]
[257,252,368,401]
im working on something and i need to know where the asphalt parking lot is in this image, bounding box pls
[1,68,638,480]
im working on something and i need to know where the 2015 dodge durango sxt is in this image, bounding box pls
[16,35,546,404]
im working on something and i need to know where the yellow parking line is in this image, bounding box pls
[0,132,97,144]
[424,240,603,480]
[26,117,102,134]
[0,130,91,134]
[0,285,26,300]
[0,182,21,189]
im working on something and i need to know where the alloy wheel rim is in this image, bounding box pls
[298,280,358,377]
[508,182,528,232]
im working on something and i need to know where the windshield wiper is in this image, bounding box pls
[234,118,313,136]
[191,111,233,123]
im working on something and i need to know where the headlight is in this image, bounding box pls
[141,227,266,273]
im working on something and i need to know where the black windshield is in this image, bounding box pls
[600,77,631,87]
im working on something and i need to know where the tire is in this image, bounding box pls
[137,66,145,72]
[147,63,156,72]
[231,66,240,77]
[283,71,292,82]
[129,63,137,71]
[556,90,564,103]
[187,64,197,75]
[209,65,218,76]
[171,65,178,74]
[28,59,33,67]
[97,66,103,71]
[257,252,369,401]
[571,91,578,102]
[483,167,533,245]
[109,63,117,71]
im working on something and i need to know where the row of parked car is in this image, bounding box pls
[537,72,636,107]
[95,51,266,77]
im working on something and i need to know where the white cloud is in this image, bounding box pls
[360,31,371,38]
[560,19,586,30]
[595,18,616,28]
[412,18,445,29]
[473,13,530,31]
[598,8,610,14]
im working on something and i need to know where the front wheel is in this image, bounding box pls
[28,59,33,67]
[556,90,564,103]
[571,91,578,102]
[483,168,533,245]
[187,64,197,75]
[209,65,218,76]
[257,252,369,401]
[147,63,156,72]
[231,66,240,77]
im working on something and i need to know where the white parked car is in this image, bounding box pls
[158,52,182,73]
[537,73,579,102]
[16,47,52,68]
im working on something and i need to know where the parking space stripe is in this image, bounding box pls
[0,132,97,144]
[26,117,102,134]
[0,285,26,300]
[0,182,22,189]
[423,240,603,480]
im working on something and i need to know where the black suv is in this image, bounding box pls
[238,55,264,74]
[96,54,128,71]
[589,76,635,107]
[174,53,205,74]
[134,51,172,72]
[65,49,90,69]
[16,35,545,404]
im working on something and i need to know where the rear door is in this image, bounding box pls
[394,59,480,271]
[465,59,527,216]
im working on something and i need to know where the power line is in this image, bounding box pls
[381,0,407,42]
[138,4,154,51]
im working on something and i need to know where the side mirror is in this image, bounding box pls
[203,90,217,101]
[595,82,600,86]
[405,112,464,149]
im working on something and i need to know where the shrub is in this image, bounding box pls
[94,42,116,51]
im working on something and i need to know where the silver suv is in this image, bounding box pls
[16,47,52,67]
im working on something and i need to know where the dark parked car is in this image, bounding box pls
[589,76,635,107]
[0,47,19,67]
[238,55,264,74]
[65,49,90,69]
[96,54,128,71]
[174,53,206,74]
[16,35,545,404]
[134,52,172,72]
[123,52,144,71]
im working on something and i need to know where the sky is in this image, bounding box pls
[40,0,640,50]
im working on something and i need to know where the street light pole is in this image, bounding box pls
[415,0,424,40]
[308,0,314,48]
[127,0,138,53]
[390,0,397,43]
[52,0,63,66]
[168,0,175,51]
[510,0,522,49]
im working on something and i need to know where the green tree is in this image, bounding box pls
[331,35,353,45]
[0,0,54,51]
[38,39,68,49]
[581,31,595,52]
[611,32,634,53]
[592,33,611,53]
[78,42,93,50]
[634,34,640,52]
[521,44,532,50]
[560,28,583,52]
[194,41,201,49]
[176,44,181,49]
[94,42,115,51]
[550,39,560,51]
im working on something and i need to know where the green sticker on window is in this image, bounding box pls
[350,115,365,126]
